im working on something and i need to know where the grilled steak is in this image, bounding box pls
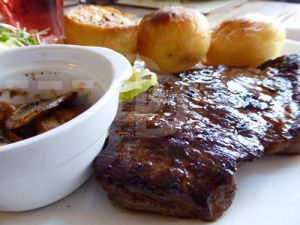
[94,55,300,221]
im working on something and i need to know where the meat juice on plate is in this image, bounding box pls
[0,0,64,37]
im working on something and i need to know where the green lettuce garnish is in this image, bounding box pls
[0,23,49,50]
[0,26,18,50]
[119,68,158,102]
[0,38,19,50]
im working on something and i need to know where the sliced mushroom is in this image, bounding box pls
[35,106,83,134]
[0,133,10,146]
[0,125,22,145]
[6,91,78,129]
[14,124,37,139]
[5,130,23,142]
[0,102,16,124]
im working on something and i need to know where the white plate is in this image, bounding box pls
[116,0,246,14]
[1,40,300,225]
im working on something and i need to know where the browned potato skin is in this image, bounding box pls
[137,6,211,73]
[64,6,138,63]
[206,13,286,68]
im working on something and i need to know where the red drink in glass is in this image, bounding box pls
[0,0,64,37]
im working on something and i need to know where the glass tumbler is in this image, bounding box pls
[0,0,64,37]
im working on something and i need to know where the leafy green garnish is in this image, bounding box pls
[0,23,49,50]
[0,27,11,42]
[119,68,158,102]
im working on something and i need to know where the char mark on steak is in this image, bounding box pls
[94,55,300,221]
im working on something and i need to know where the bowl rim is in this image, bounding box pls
[0,44,132,153]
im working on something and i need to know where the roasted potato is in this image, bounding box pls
[64,5,138,63]
[206,13,286,68]
[137,6,211,73]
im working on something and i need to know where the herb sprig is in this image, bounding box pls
[0,23,49,47]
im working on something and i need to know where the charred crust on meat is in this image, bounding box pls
[135,163,145,171]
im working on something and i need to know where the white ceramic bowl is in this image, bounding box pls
[0,45,132,211]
